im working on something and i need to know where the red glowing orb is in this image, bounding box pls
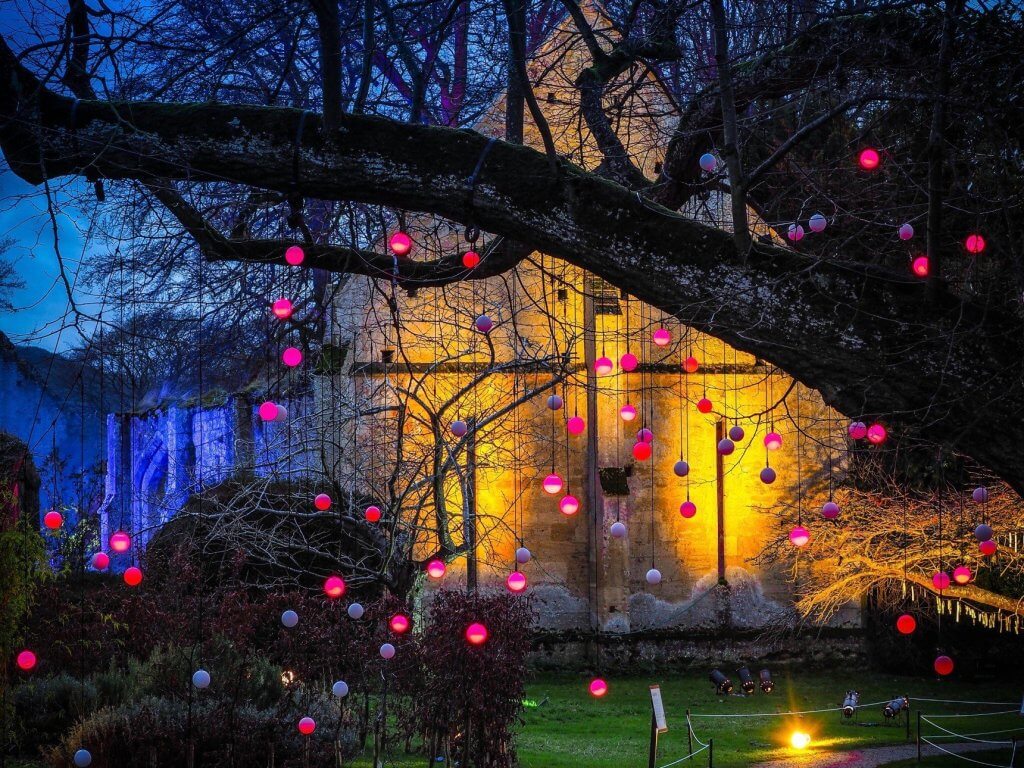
[652,328,671,347]
[952,565,972,585]
[848,421,867,440]
[911,255,929,277]
[284,245,305,266]
[589,678,608,697]
[123,566,143,587]
[16,650,36,671]
[314,493,332,511]
[594,356,614,376]
[542,474,563,495]
[620,353,638,372]
[619,404,637,422]
[679,500,697,519]
[272,299,293,320]
[896,614,917,635]
[866,423,887,445]
[91,551,110,570]
[426,559,446,579]
[389,613,411,634]
[979,540,997,557]
[109,531,131,553]
[282,347,302,367]
[683,356,699,374]
[932,571,951,591]
[364,505,382,523]
[43,510,63,530]
[567,416,586,435]
[298,717,316,735]
[934,655,954,676]
[389,232,412,256]
[466,622,488,645]
[323,575,346,599]
[696,398,713,414]
[506,571,527,593]
[858,148,881,170]
[632,441,652,461]
[559,495,580,516]
[462,250,480,268]
[964,234,986,255]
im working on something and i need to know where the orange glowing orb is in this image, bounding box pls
[790,732,811,750]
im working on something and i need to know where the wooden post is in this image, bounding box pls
[582,285,601,652]
[715,419,726,583]
[686,709,693,759]
[647,712,659,768]
[465,416,477,593]
[708,737,714,767]
[905,703,911,741]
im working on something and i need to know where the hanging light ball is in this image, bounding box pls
[933,655,954,676]
[474,314,493,333]
[728,425,745,442]
[764,432,782,451]
[364,505,382,523]
[979,539,998,557]
[73,749,92,767]
[932,571,951,591]
[858,147,881,170]
[465,622,489,645]
[43,510,63,530]
[972,486,989,503]
[258,401,278,422]
[542,474,564,495]
[619,404,637,422]
[515,546,532,564]
[281,610,299,628]
[964,234,986,255]
[788,526,810,547]
[285,245,305,265]
[673,460,690,477]
[272,298,293,320]
[110,530,131,553]
[974,523,993,542]
[820,501,840,520]
[632,441,652,461]
[567,416,586,435]
[547,394,564,410]
[699,153,717,173]
[620,353,638,372]
[559,495,580,516]
[192,669,211,689]
[589,678,609,697]
[332,680,349,698]
[787,224,805,242]
[679,500,697,519]
[323,575,346,599]
[848,422,867,440]
[594,356,614,376]
[610,521,627,539]
[389,613,411,634]
[380,643,396,660]
[759,466,777,485]
[911,255,930,277]
[952,565,972,585]
[314,493,332,511]
[506,571,528,593]
[637,428,654,444]
[16,650,36,671]
[808,213,827,233]
[450,420,469,437]
[347,603,365,620]
[866,423,888,445]
[462,250,480,269]
[298,717,316,736]
[697,398,713,414]
[123,567,143,587]
[275,404,288,422]
[652,328,671,347]
[898,223,915,241]
[896,614,917,635]
[683,356,700,374]
[388,232,412,256]
[426,559,446,579]
[91,551,110,570]
[282,347,303,367]
[645,568,662,585]
[717,438,735,456]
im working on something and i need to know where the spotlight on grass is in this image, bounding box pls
[790,731,811,750]
[759,668,774,694]
[884,695,908,720]
[709,669,733,695]
[842,690,859,719]
[736,666,756,695]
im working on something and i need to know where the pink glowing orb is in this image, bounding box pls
[389,613,410,634]
[547,394,564,411]
[728,425,745,442]
[789,526,810,547]
[466,622,488,645]
[594,356,614,376]
[652,328,671,347]
[506,571,527,593]
[451,420,469,437]
[567,416,586,435]
[679,500,697,519]
[972,486,989,503]
[91,551,110,570]
[934,655,954,676]
[474,314,493,333]
[259,401,277,422]
[979,539,997,557]
[16,650,36,671]
[787,224,805,242]
[896,614,917,635]
[717,438,735,456]
[43,510,63,530]
[559,495,580,516]
[619,404,637,422]
[759,466,777,485]
[314,494,332,511]
[426,559,446,579]
[462,250,480,268]
[964,233,986,255]
[637,428,654,444]
[109,531,131,553]
[952,565,972,585]
[272,298,293,320]
[696,398,713,414]
[298,717,316,735]
[632,441,652,461]
[858,147,880,170]
[764,432,782,451]
[388,232,411,256]
[932,571,951,591]
[820,501,840,520]
[542,474,563,495]
[866,423,887,445]
[285,245,305,266]
[123,566,143,587]
[912,255,929,277]
[974,523,993,542]
[683,356,700,374]
[589,678,608,697]
[323,575,346,599]
[848,421,867,440]
[673,460,690,477]
[620,353,638,372]
[282,347,303,367]
[364,505,382,523]
[898,223,915,240]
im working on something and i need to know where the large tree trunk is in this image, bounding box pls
[2,41,1023,495]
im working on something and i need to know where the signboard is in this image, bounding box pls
[650,685,668,733]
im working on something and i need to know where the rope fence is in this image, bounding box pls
[917,703,1024,768]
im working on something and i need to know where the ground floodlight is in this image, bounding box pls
[883,695,909,720]
[709,669,733,695]
[737,666,756,695]
[842,690,859,718]
[759,668,774,694]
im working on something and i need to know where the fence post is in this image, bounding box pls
[917,711,922,763]
[708,738,713,768]
[686,709,693,760]
[648,712,658,768]
[906,704,911,741]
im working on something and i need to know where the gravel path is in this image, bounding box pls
[751,740,1002,768]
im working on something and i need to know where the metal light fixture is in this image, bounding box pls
[759,668,774,694]
[884,695,909,720]
[842,690,859,719]
[737,666,756,695]
[709,669,733,695]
